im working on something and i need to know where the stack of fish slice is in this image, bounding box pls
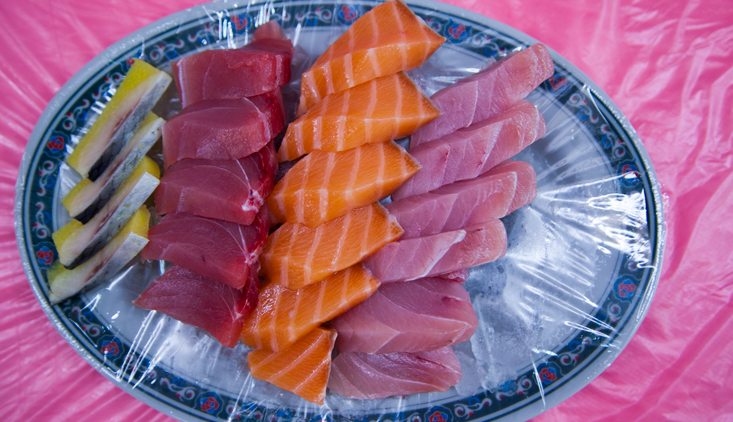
[328,42,554,400]
[48,59,171,304]
[133,22,294,348]
[244,0,446,405]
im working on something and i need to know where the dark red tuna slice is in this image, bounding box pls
[133,265,259,348]
[162,91,284,168]
[141,208,269,289]
[155,141,277,226]
[171,28,293,108]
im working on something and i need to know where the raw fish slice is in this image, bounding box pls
[410,44,554,146]
[241,265,379,352]
[171,28,293,108]
[260,203,403,289]
[298,0,444,114]
[155,141,277,226]
[133,265,258,348]
[48,207,150,304]
[67,59,171,180]
[162,91,284,168]
[268,141,420,228]
[141,207,269,289]
[329,347,462,399]
[280,72,439,161]
[63,113,163,224]
[386,171,517,238]
[363,220,507,283]
[53,156,159,269]
[394,100,543,200]
[485,160,537,213]
[440,269,469,283]
[248,327,336,405]
[252,20,288,42]
[332,277,478,353]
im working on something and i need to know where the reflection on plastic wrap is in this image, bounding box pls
[34,1,663,421]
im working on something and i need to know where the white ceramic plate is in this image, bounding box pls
[15,1,664,421]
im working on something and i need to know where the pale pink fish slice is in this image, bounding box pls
[328,347,462,400]
[386,171,517,238]
[485,159,538,213]
[394,100,544,200]
[362,220,507,283]
[331,277,478,354]
[410,43,554,147]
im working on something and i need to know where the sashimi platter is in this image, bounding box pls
[15,0,664,421]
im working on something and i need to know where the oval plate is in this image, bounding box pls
[15,1,664,421]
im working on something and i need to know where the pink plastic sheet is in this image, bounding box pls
[0,0,731,421]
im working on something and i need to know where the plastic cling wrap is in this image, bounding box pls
[13,1,665,421]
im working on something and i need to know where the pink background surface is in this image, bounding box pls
[1,0,732,420]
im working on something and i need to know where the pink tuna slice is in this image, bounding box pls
[162,91,285,168]
[438,268,469,283]
[133,264,259,348]
[141,208,269,289]
[410,43,554,147]
[328,347,462,400]
[386,171,518,238]
[362,220,507,284]
[331,278,478,354]
[394,100,544,200]
[171,26,293,108]
[155,141,277,226]
[485,159,538,213]
[252,20,288,42]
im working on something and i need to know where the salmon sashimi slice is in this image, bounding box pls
[134,264,259,348]
[410,44,554,147]
[363,220,507,283]
[485,160,538,213]
[141,207,269,289]
[241,264,379,352]
[297,0,444,115]
[248,327,337,405]
[332,277,478,354]
[394,100,544,200]
[268,141,420,228]
[260,203,403,289]
[385,170,518,238]
[329,347,461,400]
[280,72,439,161]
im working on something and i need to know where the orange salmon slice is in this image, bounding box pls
[297,0,445,115]
[261,203,403,289]
[280,72,439,161]
[241,264,379,352]
[268,141,420,228]
[248,327,337,405]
